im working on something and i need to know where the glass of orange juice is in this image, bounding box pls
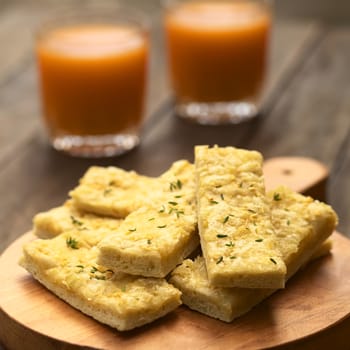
[36,7,149,157]
[163,0,272,124]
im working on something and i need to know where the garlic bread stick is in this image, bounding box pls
[98,160,199,278]
[195,145,286,289]
[170,187,337,322]
[20,232,182,331]
[33,200,122,240]
[69,165,164,218]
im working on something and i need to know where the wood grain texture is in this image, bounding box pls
[263,157,328,201]
[275,0,350,24]
[329,126,350,242]
[0,232,349,350]
[246,27,350,162]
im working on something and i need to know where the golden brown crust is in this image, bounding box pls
[69,166,163,218]
[97,161,199,278]
[170,187,337,322]
[33,200,122,240]
[195,145,286,289]
[20,233,182,331]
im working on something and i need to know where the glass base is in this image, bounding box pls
[51,133,139,158]
[175,101,259,125]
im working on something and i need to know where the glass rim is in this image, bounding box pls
[35,4,150,39]
[161,0,273,10]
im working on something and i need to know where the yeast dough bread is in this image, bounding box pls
[69,165,163,218]
[170,187,337,322]
[20,232,182,331]
[33,200,122,240]
[98,160,199,278]
[21,145,339,330]
[195,145,286,289]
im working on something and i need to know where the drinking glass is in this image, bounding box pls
[36,7,149,157]
[163,0,272,124]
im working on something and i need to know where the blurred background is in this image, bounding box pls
[1,0,349,120]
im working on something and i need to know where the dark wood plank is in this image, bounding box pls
[262,21,324,109]
[0,3,38,84]
[275,0,350,24]
[329,127,350,238]
[247,26,350,159]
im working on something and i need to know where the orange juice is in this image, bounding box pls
[164,1,271,104]
[36,23,148,155]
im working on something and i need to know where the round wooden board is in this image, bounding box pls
[1,231,350,350]
[263,156,328,201]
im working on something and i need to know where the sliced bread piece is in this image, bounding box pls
[169,187,337,322]
[98,160,199,278]
[20,232,182,331]
[69,165,163,218]
[195,145,286,289]
[33,200,122,240]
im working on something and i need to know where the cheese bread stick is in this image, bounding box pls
[195,145,286,289]
[98,160,199,278]
[33,200,122,241]
[20,232,181,331]
[170,187,337,322]
[69,165,164,218]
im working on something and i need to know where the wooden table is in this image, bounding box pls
[1,1,350,349]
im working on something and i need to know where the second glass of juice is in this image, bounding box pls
[36,8,149,157]
[164,0,272,124]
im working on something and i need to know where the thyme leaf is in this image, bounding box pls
[89,266,114,280]
[66,237,79,249]
[169,179,182,191]
[273,193,281,201]
[70,215,83,226]
[270,258,277,265]
[216,256,224,264]
[103,188,112,196]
